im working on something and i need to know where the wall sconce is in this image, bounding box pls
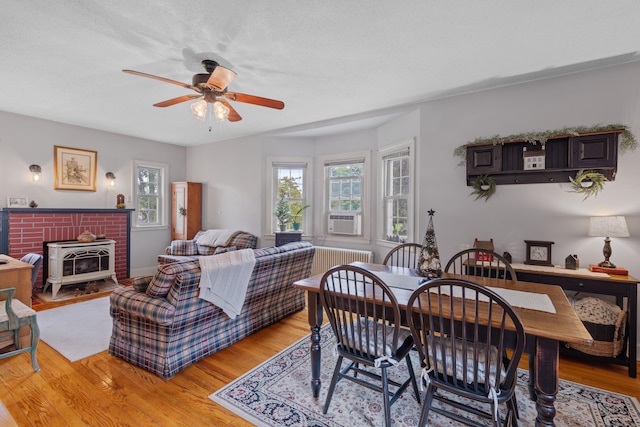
[29,164,42,182]
[105,172,116,187]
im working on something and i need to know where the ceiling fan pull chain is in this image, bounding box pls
[208,103,213,132]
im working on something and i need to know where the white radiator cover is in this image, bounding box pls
[311,246,374,276]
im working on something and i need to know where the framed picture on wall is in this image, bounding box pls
[53,145,97,191]
[7,197,28,208]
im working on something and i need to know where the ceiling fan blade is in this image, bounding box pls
[219,99,242,122]
[206,65,237,91]
[153,94,202,107]
[224,92,285,110]
[122,69,199,92]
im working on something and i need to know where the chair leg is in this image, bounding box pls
[418,383,436,427]
[506,395,519,427]
[405,353,421,403]
[13,329,20,349]
[511,393,520,420]
[381,366,391,427]
[29,317,40,372]
[322,355,344,414]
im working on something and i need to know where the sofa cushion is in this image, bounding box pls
[157,254,199,265]
[132,276,152,292]
[197,244,218,255]
[229,232,258,250]
[215,245,237,254]
[146,260,201,298]
[167,239,199,256]
[253,246,283,258]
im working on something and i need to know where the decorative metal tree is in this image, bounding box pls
[416,209,443,278]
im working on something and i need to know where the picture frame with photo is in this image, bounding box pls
[54,145,97,191]
[7,197,28,208]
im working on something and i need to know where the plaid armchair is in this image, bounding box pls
[158,230,258,264]
[109,241,315,379]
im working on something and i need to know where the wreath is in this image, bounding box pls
[470,175,496,201]
[568,170,607,200]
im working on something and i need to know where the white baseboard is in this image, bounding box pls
[129,266,157,278]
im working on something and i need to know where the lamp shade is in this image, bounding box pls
[588,216,630,238]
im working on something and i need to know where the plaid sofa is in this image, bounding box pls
[157,230,258,264]
[109,241,315,379]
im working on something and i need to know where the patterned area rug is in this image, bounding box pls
[211,324,640,426]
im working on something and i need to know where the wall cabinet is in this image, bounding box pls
[171,182,202,240]
[466,131,621,186]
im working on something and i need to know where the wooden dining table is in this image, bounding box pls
[293,262,594,427]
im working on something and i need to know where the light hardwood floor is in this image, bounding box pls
[0,293,638,426]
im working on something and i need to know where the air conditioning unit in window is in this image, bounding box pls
[328,214,361,235]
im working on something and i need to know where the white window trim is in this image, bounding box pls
[131,159,169,231]
[316,150,371,244]
[377,138,415,247]
[266,156,313,237]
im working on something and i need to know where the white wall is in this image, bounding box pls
[184,62,640,277]
[186,61,640,356]
[0,111,188,275]
[187,134,266,244]
[2,60,638,349]
[417,61,640,274]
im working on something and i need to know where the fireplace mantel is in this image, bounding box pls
[0,208,134,290]
[0,207,134,214]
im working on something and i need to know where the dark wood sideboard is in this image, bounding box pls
[511,263,638,378]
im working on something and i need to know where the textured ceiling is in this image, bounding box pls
[2,1,640,146]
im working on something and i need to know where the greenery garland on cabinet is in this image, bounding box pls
[454,123,637,166]
[456,124,637,201]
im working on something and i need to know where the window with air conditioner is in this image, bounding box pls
[322,152,369,237]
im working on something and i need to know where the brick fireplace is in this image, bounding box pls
[0,208,133,291]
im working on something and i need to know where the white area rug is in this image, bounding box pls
[37,297,111,362]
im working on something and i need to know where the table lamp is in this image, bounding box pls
[588,216,630,268]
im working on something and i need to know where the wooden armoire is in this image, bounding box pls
[171,182,202,240]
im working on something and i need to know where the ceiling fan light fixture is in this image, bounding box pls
[190,99,208,121]
[213,100,230,122]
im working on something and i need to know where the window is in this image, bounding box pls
[133,160,167,229]
[270,160,309,234]
[327,161,363,213]
[379,139,415,243]
[322,152,369,238]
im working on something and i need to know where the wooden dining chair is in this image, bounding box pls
[445,248,517,283]
[319,264,420,427]
[382,243,423,269]
[406,278,525,427]
[0,288,40,371]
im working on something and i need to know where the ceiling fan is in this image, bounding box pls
[122,60,284,122]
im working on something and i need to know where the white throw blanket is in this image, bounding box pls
[198,249,256,319]
[196,229,238,247]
